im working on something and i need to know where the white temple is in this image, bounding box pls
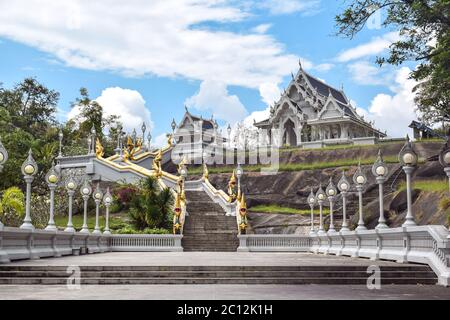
[254,63,387,149]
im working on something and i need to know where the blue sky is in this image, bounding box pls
[0,0,419,142]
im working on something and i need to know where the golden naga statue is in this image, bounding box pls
[167,133,174,147]
[95,138,104,158]
[239,193,248,233]
[152,149,163,177]
[227,170,237,202]
[123,136,143,161]
[177,175,186,202]
[202,163,209,181]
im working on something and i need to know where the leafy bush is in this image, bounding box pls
[127,177,174,231]
[0,187,25,227]
[115,226,170,234]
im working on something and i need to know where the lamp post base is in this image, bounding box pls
[64,226,75,233]
[402,219,417,227]
[103,230,111,235]
[20,222,34,230]
[45,224,57,231]
[356,225,367,231]
[79,227,90,234]
[92,229,101,235]
[376,222,388,229]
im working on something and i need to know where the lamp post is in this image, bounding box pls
[0,138,8,173]
[90,125,96,155]
[44,164,60,231]
[236,163,243,199]
[227,124,232,148]
[115,124,122,155]
[307,188,316,235]
[20,149,38,230]
[315,184,326,235]
[141,122,147,141]
[439,130,450,193]
[399,135,418,227]
[58,129,63,158]
[92,184,103,234]
[337,171,350,232]
[80,179,92,233]
[64,176,78,233]
[171,118,177,137]
[372,149,389,229]
[326,177,337,233]
[103,188,112,235]
[132,129,137,144]
[353,163,367,231]
[0,138,8,229]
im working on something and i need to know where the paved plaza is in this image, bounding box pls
[3,251,415,267]
[0,252,449,300]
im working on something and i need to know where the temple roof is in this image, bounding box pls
[303,72,348,104]
[181,107,215,130]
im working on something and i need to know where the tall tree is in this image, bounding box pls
[335,0,450,126]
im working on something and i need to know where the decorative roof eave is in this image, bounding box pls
[317,94,345,120]
[271,95,302,121]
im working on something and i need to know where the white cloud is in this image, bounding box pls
[259,83,281,106]
[185,80,248,125]
[153,133,169,148]
[0,0,298,90]
[68,87,153,134]
[252,23,272,34]
[347,61,389,86]
[314,63,334,72]
[336,32,400,62]
[356,67,418,138]
[259,0,321,15]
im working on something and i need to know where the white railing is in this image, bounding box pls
[110,234,183,252]
[238,225,450,286]
[238,234,312,252]
[0,227,184,263]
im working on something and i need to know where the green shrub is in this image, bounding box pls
[439,197,450,211]
[0,187,25,226]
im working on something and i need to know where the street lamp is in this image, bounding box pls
[227,124,232,148]
[115,124,122,155]
[0,138,8,174]
[315,184,326,235]
[399,135,418,227]
[132,129,137,144]
[92,184,103,234]
[58,129,64,158]
[44,164,60,231]
[141,122,147,140]
[171,118,177,136]
[20,149,38,230]
[353,162,367,231]
[372,149,389,229]
[337,171,350,232]
[326,177,337,233]
[80,178,92,233]
[103,188,112,235]
[439,130,450,192]
[64,176,78,233]
[307,187,316,235]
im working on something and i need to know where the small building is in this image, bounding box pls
[254,63,387,148]
[173,107,226,162]
[409,121,444,140]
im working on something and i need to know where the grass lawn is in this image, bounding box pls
[54,213,126,231]
[249,204,330,215]
[188,155,410,174]
[397,179,449,193]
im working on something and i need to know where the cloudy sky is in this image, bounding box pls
[0,0,419,144]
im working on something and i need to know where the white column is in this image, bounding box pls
[20,176,34,230]
[45,184,57,231]
[376,176,388,229]
[309,204,315,235]
[104,205,111,235]
[402,166,417,226]
[317,199,325,235]
[340,191,349,232]
[80,195,90,233]
[328,197,336,233]
[355,184,367,230]
[64,190,75,232]
[93,199,101,234]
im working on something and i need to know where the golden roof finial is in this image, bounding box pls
[240,193,247,211]
[229,169,237,185]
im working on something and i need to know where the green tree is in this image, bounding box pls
[335,0,450,126]
[0,187,25,227]
[127,177,174,231]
